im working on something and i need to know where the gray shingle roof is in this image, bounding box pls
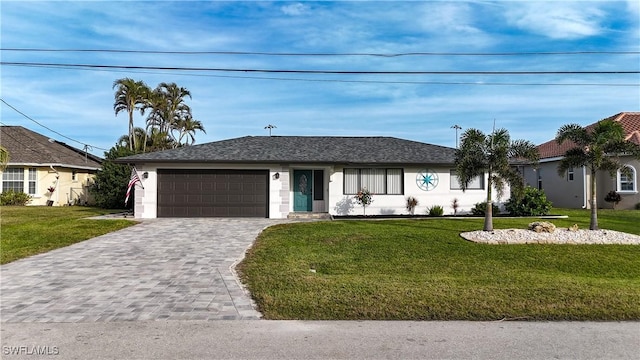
[116,136,456,165]
[0,126,102,169]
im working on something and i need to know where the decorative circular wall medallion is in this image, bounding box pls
[416,169,438,191]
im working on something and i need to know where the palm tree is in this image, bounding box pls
[454,128,539,231]
[117,127,147,153]
[113,78,150,151]
[556,119,640,230]
[146,82,192,146]
[145,127,175,152]
[176,116,206,146]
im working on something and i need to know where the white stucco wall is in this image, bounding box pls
[133,163,505,219]
[328,166,500,216]
[133,163,289,219]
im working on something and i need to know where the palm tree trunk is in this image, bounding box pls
[484,173,493,231]
[128,110,135,151]
[590,168,598,230]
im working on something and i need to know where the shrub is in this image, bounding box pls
[451,198,459,215]
[90,145,137,209]
[636,203,640,210]
[471,202,500,216]
[505,186,553,216]
[427,205,444,217]
[405,196,418,215]
[0,190,32,206]
[604,191,622,209]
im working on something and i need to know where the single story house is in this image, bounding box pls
[0,126,102,206]
[116,136,500,219]
[522,112,640,210]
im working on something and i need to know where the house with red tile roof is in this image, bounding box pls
[1,126,102,206]
[523,112,640,210]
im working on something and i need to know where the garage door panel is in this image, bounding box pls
[157,169,268,218]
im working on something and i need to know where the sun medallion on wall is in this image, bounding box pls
[416,169,438,191]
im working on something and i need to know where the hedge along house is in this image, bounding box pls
[522,112,640,210]
[0,126,102,206]
[116,136,500,219]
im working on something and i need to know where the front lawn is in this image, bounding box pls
[1,206,135,264]
[238,209,640,320]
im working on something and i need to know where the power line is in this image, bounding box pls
[4,62,637,87]
[1,48,638,57]
[0,99,108,151]
[2,61,638,75]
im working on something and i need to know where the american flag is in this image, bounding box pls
[124,167,143,206]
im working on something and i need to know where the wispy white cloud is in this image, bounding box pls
[281,3,310,16]
[503,2,606,40]
[1,1,638,155]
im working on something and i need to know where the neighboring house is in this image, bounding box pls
[117,136,501,219]
[0,126,102,206]
[522,112,640,210]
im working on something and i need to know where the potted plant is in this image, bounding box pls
[46,186,56,206]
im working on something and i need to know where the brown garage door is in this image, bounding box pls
[157,169,269,217]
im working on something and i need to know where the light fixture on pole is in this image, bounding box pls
[264,124,276,136]
[451,124,462,148]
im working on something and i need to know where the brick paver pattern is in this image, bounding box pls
[1,218,288,323]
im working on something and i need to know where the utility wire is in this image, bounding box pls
[2,61,638,75]
[4,63,637,87]
[0,99,108,151]
[1,48,639,57]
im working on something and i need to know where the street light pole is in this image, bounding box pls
[451,124,462,148]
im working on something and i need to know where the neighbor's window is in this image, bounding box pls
[72,170,77,182]
[567,167,574,181]
[617,165,637,192]
[2,167,24,193]
[28,168,37,195]
[450,170,484,190]
[344,168,403,195]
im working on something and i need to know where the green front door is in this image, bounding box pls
[293,170,313,211]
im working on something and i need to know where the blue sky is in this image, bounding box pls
[1,1,639,156]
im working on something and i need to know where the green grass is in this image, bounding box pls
[1,206,136,264]
[238,209,640,320]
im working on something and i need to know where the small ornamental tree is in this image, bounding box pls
[354,188,373,216]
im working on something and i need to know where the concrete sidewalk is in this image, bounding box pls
[1,320,638,359]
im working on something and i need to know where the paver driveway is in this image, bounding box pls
[1,218,288,323]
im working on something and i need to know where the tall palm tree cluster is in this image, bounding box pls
[113,78,206,152]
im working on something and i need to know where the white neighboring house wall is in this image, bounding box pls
[133,163,504,219]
